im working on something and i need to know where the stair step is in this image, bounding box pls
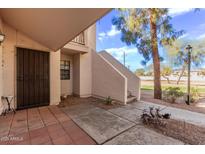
[127,96,137,103]
[127,91,132,97]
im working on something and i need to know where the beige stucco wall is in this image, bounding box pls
[99,51,141,100]
[79,51,92,97]
[86,24,96,50]
[0,45,2,113]
[92,50,127,103]
[66,24,96,97]
[60,53,73,96]
[78,24,96,97]
[66,51,91,97]
[67,24,130,103]
[73,54,80,95]
[62,24,96,97]
[0,17,3,113]
[0,22,60,111]
[50,51,61,105]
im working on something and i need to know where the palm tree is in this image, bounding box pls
[112,9,184,99]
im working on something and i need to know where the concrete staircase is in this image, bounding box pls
[99,51,141,103]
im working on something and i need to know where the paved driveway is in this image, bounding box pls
[62,102,184,145]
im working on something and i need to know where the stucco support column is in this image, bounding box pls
[50,50,61,105]
[0,17,3,114]
[0,45,3,114]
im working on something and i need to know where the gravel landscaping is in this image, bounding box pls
[144,118,205,144]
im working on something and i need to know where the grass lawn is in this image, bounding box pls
[141,84,205,94]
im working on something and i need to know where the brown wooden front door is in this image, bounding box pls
[17,47,50,109]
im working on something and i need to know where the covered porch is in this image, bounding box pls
[0,8,110,112]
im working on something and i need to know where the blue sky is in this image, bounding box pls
[96,8,205,72]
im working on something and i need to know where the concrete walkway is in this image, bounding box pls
[130,101,205,128]
[105,101,205,144]
[62,103,184,145]
[104,125,183,145]
[62,103,135,144]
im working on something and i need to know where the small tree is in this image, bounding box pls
[146,71,153,76]
[165,39,205,84]
[163,87,184,103]
[161,66,172,83]
[135,68,145,76]
[199,69,205,76]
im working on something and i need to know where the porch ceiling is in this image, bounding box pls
[0,8,111,51]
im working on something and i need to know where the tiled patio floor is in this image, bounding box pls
[0,106,96,145]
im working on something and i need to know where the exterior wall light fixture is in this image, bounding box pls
[0,31,5,45]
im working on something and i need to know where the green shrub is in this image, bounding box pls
[105,96,113,105]
[163,87,184,103]
[190,87,200,103]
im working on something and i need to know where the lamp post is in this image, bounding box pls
[123,51,126,66]
[185,44,192,105]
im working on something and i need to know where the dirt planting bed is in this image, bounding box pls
[59,96,123,110]
[141,92,205,114]
[145,118,205,144]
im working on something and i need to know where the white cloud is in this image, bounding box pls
[98,32,107,41]
[99,32,106,37]
[107,25,121,36]
[179,33,189,39]
[197,33,205,39]
[98,37,103,41]
[169,8,193,17]
[104,46,137,61]
[98,25,120,41]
